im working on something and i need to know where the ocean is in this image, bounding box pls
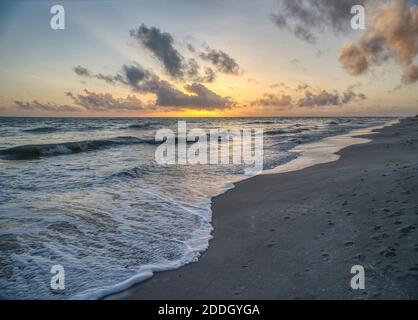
[0,117,391,299]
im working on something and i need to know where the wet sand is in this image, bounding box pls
[106,117,418,300]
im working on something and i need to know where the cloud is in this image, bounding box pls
[348,81,363,90]
[73,65,91,77]
[401,64,418,84]
[119,64,152,89]
[156,82,233,109]
[199,47,241,75]
[128,25,218,82]
[76,64,233,110]
[297,90,340,107]
[251,93,293,108]
[14,100,81,112]
[269,82,285,88]
[66,90,146,111]
[252,85,367,109]
[73,65,122,84]
[297,89,366,107]
[294,83,311,92]
[272,0,366,43]
[130,24,184,78]
[77,25,239,83]
[339,43,370,75]
[339,0,418,84]
[185,58,217,82]
[125,65,233,109]
[186,43,196,53]
[14,90,147,113]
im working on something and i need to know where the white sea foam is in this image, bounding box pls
[263,118,400,175]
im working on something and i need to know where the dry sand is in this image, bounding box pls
[106,117,418,300]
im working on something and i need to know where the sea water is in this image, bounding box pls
[0,117,391,299]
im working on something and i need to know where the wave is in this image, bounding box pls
[264,129,287,135]
[23,127,60,134]
[246,120,275,125]
[125,122,163,130]
[23,125,106,134]
[0,134,208,160]
[110,164,165,179]
[264,128,310,136]
[0,136,160,160]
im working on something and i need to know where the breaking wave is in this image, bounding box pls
[0,136,160,160]
[22,126,60,134]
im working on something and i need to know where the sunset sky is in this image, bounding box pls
[0,0,417,117]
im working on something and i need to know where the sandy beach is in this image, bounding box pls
[105,117,418,300]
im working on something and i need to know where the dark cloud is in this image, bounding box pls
[73,65,91,77]
[155,82,233,109]
[185,59,217,82]
[120,64,152,89]
[94,73,119,84]
[252,84,367,109]
[81,64,233,110]
[14,89,150,112]
[297,90,340,107]
[129,65,232,109]
[14,90,147,113]
[297,89,366,107]
[251,93,293,108]
[73,65,122,84]
[339,0,418,84]
[130,24,184,78]
[201,67,216,83]
[128,24,225,82]
[272,0,367,44]
[199,47,240,75]
[14,100,81,112]
[66,90,146,111]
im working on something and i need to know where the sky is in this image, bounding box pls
[0,0,417,117]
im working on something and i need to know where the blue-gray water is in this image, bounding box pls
[0,117,391,299]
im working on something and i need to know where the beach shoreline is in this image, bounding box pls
[105,117,418,300]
